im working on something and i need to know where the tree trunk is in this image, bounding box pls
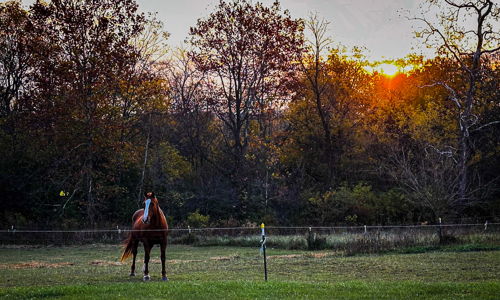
[138,113,152,207]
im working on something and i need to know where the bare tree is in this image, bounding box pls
[166,47,218,172]
[189,0,304,216]
[415,0,500,209]
[299,14,371,186]
[385,144,459,220]
[300,14,335,183]
[0,2,33,118]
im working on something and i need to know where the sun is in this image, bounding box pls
[377,63,399,77]
[363,62,406,77]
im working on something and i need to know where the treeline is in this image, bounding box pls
[1,0,499,228]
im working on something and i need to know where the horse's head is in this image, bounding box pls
[142,192,159,224]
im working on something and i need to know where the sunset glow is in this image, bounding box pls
[377,63,399,77]
[363,62,404,77]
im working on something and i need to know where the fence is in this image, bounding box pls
[1,223,499,254]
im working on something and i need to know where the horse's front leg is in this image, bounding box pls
[143,242,151,281]
[160,240,168,281]
[130,240,139,276]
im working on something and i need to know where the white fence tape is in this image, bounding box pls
[2,223,499,233]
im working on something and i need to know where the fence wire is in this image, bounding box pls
[1,223,498,246]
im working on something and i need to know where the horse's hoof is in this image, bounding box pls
[162,276,169,281]
[143,275,150,281]
[129,273,136,277]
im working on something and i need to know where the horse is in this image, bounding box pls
[120,192,169,281]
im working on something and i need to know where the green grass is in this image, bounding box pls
[2,281,500,300]
[396,243,500,254]
[1,244,499,299]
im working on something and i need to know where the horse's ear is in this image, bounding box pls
[145,191,155,198]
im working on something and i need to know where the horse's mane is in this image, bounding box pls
[150,197,167,228]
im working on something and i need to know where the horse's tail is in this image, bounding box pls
[120,234,134,262]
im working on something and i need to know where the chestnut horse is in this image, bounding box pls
[120,192,168,281]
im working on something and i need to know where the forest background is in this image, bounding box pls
[1,0,499,228]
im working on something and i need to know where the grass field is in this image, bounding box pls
[0,244,499,299]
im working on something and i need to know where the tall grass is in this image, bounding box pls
[2,225,498,255]
[170,229,500,255]
[170,234,307,250]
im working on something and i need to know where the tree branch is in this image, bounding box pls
[471,120,500,132]
[412,17,471,74]
[481,45,500,54]
[420,82,461,108]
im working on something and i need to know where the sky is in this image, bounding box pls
[14,0,433,61]
[137,0,427,61]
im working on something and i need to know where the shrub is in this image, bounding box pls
[187,210,210,228]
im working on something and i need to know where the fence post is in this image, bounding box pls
[364,225,367,234]
[438,217,442,243]
[260,223,267,281]
[10,225,15,243]
[307,227,312,250]
[484,220,488,231]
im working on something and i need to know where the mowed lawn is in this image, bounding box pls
[0,244,499,299]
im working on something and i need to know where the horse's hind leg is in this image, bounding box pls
[130,239,139,276]
[160,240,168,281]
[143,242,152,281]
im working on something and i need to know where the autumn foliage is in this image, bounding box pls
[0,0,499,228]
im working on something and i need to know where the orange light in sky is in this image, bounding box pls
[364,62,407,77]
[377,63,399,77]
